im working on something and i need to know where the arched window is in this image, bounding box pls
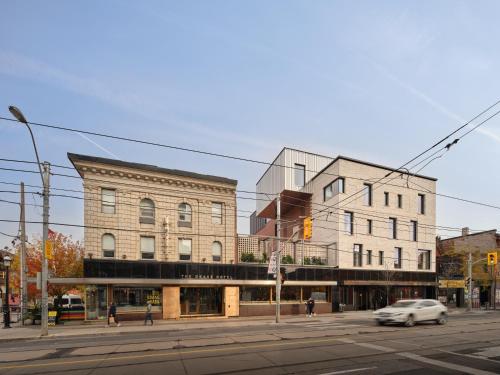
[140,198,155,224]
[178,203,192,227]
[102,234,115,258]
[212,241,222,262]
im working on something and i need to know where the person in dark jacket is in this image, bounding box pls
[306,298,315,317]
[107,302,120,327]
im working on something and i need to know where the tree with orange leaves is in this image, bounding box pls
[9,231,84,303]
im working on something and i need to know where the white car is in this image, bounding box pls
[373,299,448,327]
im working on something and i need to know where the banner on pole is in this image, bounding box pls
[268,251,277,275]
[45,240,53,260]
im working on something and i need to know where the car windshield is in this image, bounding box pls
[391,301,416,308]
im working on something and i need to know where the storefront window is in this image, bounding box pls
[180,287,223,315]
[240,287,270,303]
[272,286,302,302]
[302,286,330,302]
[113,287,162,310]
[85,285,107,320]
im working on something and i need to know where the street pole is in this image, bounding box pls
[3,262,11,328]
[20,182,27,325]
[41,162,50,336]
[275,196,281,324]
[467,251,472,312]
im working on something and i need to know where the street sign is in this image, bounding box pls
[48,311,57,326]
[303,217,312,240]
[268,251,277,275]
[487,252,497,266]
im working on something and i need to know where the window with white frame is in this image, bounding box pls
[294,164,305,188]
[353,244,362,267]
[101,188,116,214]
[178,203,192,226]
[212,202,223,224]
[212,241,222,262]
[363,184,372,206]
[418,249,431,270]
[394,247,402,269]
[344,211,354,235]
[140,198,155,224]
[418,194,426,214]
[102,233,115,258]
[179,238,192,261]
[140,236,155,260]
[389,217,397,239]
[324,177,345,201]
[410,220,418,241]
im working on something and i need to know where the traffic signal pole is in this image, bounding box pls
[275,196,281,324]
[467,251,472,312]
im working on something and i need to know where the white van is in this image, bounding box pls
[55,294,84,309]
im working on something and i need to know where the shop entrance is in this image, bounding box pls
[85,285,108,320]
[180,287,223,316]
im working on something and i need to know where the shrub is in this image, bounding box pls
[281,255,294,264]
[240,253,256,263]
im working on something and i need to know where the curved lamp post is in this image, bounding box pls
[8,106,50,336]
[3,255,12,329]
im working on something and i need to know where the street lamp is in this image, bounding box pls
[3,255,12,329]
[8,105,51,336]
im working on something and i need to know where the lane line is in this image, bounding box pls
[337,338,395,353]
[438,349,500,364]
[398,352,498,375]
[317,367,376,375]
[0,336,346,370]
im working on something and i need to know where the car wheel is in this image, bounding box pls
[436,312,447,325]
[404,314,415,327]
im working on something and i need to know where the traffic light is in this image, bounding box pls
[303,217,312,240]
[487,252,497,266]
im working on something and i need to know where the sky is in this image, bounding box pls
[0,0,499,249]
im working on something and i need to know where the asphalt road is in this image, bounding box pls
[1,312,500,375]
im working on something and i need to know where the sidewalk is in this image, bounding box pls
[0,308,472,342]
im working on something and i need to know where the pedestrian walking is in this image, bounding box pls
[107,302,120,327]
[144,302,153,325]
[309,298,315,316]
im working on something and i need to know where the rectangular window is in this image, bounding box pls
[418,194,426,214]
[379,251,384,266]
[363,183,372,206]
[323,184,333,201]
[101,188,116,214]
[389,217,397,239]
[367,250,372,265]
[211,202,223,224]
[394,247,402,269]
[140,236,155,260]
[294,163,305,188]
[323,177,345,201]
[367,219,373,235]
[384,192,389,206]
[410,220,418,241]
[344,211,354,235]
[353,244,362,267]
[398,194,403,208]
[418,249,431,270]
[179,238,192,261]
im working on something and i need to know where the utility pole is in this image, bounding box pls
[41,162,50,336]
[19,182,27,325]
[275,196,281,324]
[467,250,472,312]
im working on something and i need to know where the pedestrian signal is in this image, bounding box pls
[303,217,312,240]
[487,252,497,266]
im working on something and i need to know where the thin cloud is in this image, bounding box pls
[369,59,500,144]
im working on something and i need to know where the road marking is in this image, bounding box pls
[317,367,376,375]
[438,349,500,364]
[0,335,346,370]
[398,352,498,375]
[337,338,395,353]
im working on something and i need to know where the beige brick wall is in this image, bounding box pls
[78,162,237,264]
[309,158,436,273]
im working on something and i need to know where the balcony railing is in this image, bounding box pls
[237,235,335,266]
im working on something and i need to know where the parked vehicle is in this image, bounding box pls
[373,299,448,327]
[54,294,84,309]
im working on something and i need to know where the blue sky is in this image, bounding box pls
[1,1,499,248]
